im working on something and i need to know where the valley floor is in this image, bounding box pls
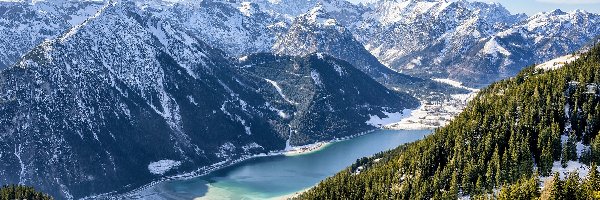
[386,79,479,130]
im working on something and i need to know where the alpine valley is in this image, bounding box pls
[0,0,599,199]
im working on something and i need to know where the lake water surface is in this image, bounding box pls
[134,129,430,200]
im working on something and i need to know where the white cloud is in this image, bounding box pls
[536,0,600,4]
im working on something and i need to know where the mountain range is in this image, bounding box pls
[4,0,600,87]
[0,1,416,198]
[0,0,599,199]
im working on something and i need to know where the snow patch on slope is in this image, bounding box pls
[433,78,479,92]
[482,38,511,56]
[265,79,295,104]
[148,160,181,175]
[366,109,412,127]
[310,70,322,86]
[535,54,580,71]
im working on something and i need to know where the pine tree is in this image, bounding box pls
[544,173,564,200]
[487,147,500,188]
[563,171,583,200]
[583,163,600,199]
[562,132,578,167]
[592,135,600,165]
[0,185,53,200]
[540,144,554,176]
[444,170,459,199]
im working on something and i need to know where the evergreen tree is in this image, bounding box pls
[562,132,578,167]
[563,171,584,200]
[297,44,600,200]
[592,135,600,165]
[0,185,53,200]
[540,144,554,176]
[584,163,600,199]
[444,170,459,199]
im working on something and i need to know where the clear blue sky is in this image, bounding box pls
[347,0,600,15]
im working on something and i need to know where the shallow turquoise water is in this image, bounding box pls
[139,129,430,200]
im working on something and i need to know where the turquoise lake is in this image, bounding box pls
[134,129,430,200]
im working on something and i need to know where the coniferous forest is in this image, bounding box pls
[297,44,600,199]
[0,185,52,200]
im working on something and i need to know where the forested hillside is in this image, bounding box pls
[0,185,52,200]
[297,44,600,199]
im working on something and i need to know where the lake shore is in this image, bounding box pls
[89,105,428,199]
[93,128,380,199]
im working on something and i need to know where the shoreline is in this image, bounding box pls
[283,141,331,156]
[98,82,477,199]
[91,129,380,199]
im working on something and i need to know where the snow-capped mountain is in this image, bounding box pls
[162,0,287,56]
[251,0,366,26]
[354,0,600,86]
[273,4,377,72]
[1,0,600,198]
[0,1,286,198]
[273,3,467,97]
[480,9,600,84]
[0,1,417,198]
[354,0,526,86]
[2,0,599,87]
[0,0,104,68]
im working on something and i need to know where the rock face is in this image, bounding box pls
[0,0,104,68]
[0,1,416,199]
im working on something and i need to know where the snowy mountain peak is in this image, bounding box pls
[301,3,339,26]
[238,1,260,16]
[549,8,567,15]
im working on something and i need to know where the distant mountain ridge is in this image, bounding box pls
[2,0,598,86]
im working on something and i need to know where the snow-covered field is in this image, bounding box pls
[366,109,412,127]
[432,78,479,92]
[386,79,479,130]
[148,160,182,175]
[535,54,579,71]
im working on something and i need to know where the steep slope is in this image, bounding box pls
[158,0,364,57]
[355,0,525,86]
[163,0,287,56]
[3,0,596,89]
[273,4,466,97]
[298,44,600,199]
[0,2,287,199]
[237,53,418,145]
[355,0,600,87]
[0,0,104,68]
[273,4,394,81]
[477,9,600,85]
